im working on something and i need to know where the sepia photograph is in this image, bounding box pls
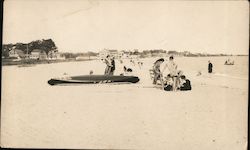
[1,0,249,149]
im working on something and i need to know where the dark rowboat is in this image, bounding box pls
[48,75,140,85]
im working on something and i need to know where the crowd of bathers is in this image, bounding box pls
[152,56,191,91]
[101,54,192,91]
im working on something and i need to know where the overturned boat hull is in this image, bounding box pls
[48,75,140,85]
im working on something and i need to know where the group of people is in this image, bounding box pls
[224,59,234,65]
[103,55,144,75]
[152,56,192,91]
[164,74,192,91]
[103,55,116,75]
[101,54,218,91]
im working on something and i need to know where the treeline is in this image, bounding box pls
[2,39,57,57]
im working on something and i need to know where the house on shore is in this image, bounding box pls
[76,56,90,61]
[76,55,98,61]
[9,49,25,58]
[30,49,47,60]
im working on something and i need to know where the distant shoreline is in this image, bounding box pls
[1,59,96,66]
[1,55,248,66]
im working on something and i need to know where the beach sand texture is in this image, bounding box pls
[1,56,248,149]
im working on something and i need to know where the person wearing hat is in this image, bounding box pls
[152,58,165,85]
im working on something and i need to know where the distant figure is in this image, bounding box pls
[89,70,93,75]
[164,74,173,91]
[225,59,234,65]
[130,59,135,66]
[110,57,115,75]
[138,61,143,69]
[179,75,192,91]
[152,58,165,85]
[124,66,133,72]
[208,60,213,73]
[196,71,202,76]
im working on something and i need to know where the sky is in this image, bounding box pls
[3,0,249,54]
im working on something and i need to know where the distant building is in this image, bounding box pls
[30,49,47,60]
[15,49,26,58]
[117,51,124,58]
[182,51,191,56]
[76,56,90,60]
[167,50,179,55]
[30,49,41,59]
[56,53,66,60]
[120,50,130,58]
[9,49,21,58]
[76,55,98,60]
[99,49,119,59]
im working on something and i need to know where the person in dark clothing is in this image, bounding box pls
[164,84,173,91]
[208,60,213,73]
[179,75,192,91]
[124,66,133,72]
[110,57,115,75]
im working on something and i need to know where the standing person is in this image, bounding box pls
[109,57,115,75]
[162,56,178,91]
[152,58,165,85]
[104,55,112,75]
[208,60,213,73]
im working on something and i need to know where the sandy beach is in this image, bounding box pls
[1,56,248,149]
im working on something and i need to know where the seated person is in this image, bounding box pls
[225,60,228,64]
[164,74,173,91]
[124,66,133,72]
[179,75,192,91]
